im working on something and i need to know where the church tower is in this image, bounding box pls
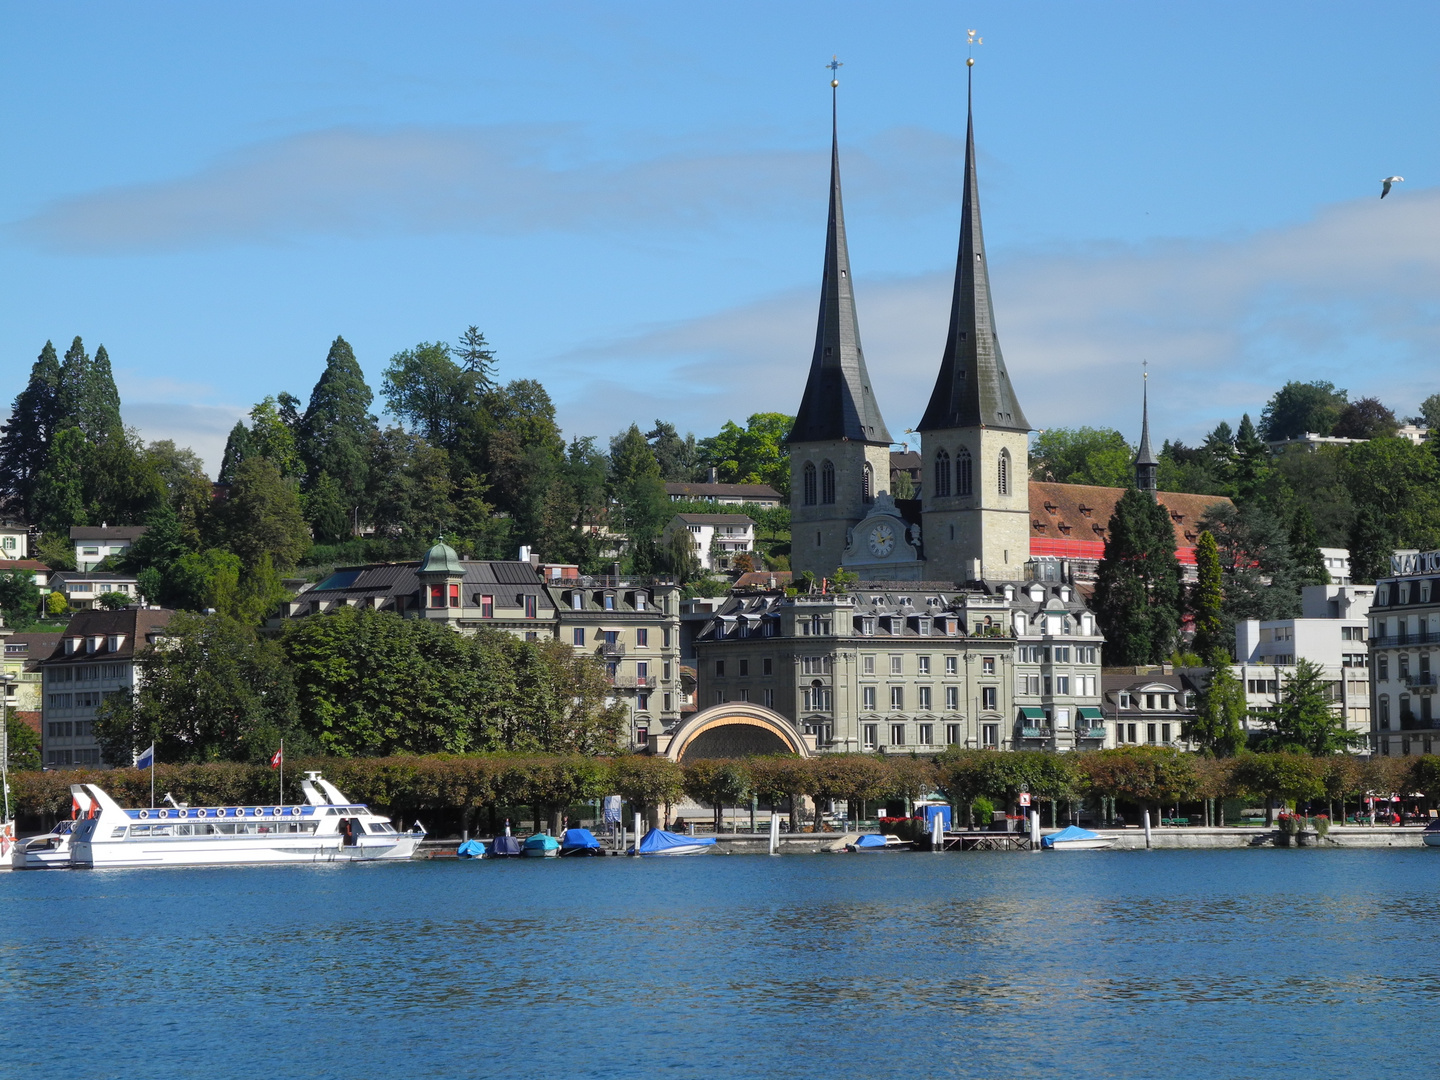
[917,64,1032,583]
[789,67,894,580]
[1135,371,1159,499]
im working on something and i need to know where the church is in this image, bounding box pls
[787,71,1222,585]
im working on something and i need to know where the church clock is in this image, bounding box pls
[867,522,896,558]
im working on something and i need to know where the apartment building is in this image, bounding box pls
[661,514,756,572]
[70,525,146,571]
[1369,555,1440,756]
[38,608,174,768]
[1101,669,1202,750]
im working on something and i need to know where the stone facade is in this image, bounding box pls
[1369,566,1440,756]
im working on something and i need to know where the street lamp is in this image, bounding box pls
[1,671,17,836]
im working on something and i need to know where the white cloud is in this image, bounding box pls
[10,124,964,254]
[124,402,247,477]
[546,189,1440,445]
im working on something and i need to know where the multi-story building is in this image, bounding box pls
[661,514,756,572]
[276,543,682,748]
[694,573,1103,753]
[1101,668,1202,750]
[4,631,62,729]
[49,571,145,611]
[1235,583,1373,740]
[70,525,146,571]
[38,608,174,768]
[1369,554,1440,756]
[664,477,783,508]
[0,523,30,559]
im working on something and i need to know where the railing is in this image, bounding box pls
[1404,674,1438,689]
[599,643,626,658]
[1078,726,1108,739]
[1019,726,1053,739]
[611,674,655,689]
[1372,630,1437,647]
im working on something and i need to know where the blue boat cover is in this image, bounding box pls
[456,839,486,858]
[489,834,522,856]
[921,805,952,830]
[561,828,601,849]
[1042,825,1100,849]
[635,828,716,854]
[853,834,889,849]
[524,833,560,851]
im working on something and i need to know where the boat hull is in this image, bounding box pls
[634,844,713,856]
[1047,838,1116,850]
[522,847,559,858]
[1423,832,1440,848]
[72,833,423,869]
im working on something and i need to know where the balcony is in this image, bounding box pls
[612,674,655,689]
[599,642,626,658]
[1404,674,1438,695]
[1373,630,1437,647]
[1078,725,1108,740]
[1019,726,1053,740]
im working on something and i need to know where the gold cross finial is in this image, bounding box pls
[828,55,842,88]
[966,29,982,66]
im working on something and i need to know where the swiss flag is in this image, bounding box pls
[270,748,283,769]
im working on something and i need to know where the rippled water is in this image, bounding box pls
[1,849,1435,1079]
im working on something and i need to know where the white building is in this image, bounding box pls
[1234,584,1373,740]
[49,572,145,611]
[1320,547,1351,586]
[1369,553,1440,757]
[70,525,147,571]
[0,524,29,559]
[663,514,756,572]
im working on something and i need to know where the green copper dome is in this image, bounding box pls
[418,539,463,576]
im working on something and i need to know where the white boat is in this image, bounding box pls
[1422,820,1440,847]
[11,819,77,869]
[628,827,716,856]
[68,771,425,869]
[1042,825,1116,851]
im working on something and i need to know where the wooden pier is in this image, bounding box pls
[937,831,1034,852]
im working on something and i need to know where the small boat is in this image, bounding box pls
[456,839,487,858]
[11,819,77,870]
[1042,825,1116,851]
[1422,819,1440,847]
[846,833,908,852]
[488,834,523,858]
[628,827,716,856]
[523,833,561,858]
[560,828,603,856]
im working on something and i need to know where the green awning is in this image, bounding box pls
[1017,707,1046,720]
[1077,707,1104,721]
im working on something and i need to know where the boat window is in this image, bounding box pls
[111,827,127,838]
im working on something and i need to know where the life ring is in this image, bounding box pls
[272,808,281,816]
[197,808,207,818]
[139,809,149,820]
[158,809,168,819]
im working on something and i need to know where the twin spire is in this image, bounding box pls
[788,74,892,446]
[792,61,1029,448]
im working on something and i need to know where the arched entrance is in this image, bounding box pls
[662,704,813,762]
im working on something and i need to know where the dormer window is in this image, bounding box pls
[65,637,80,655]
[108,635,125,652]
[571,592,583,610]
[1044,502,1058,514]
[1078,504,1092,517]
[87,636,103,654]
[603,594,615,611]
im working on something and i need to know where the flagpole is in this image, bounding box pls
[150,748,155,810]
[279,739,284,807]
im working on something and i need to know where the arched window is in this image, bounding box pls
[998,449,1010,495]
[957,446,973,495]
[802,462,817,506]
[821,460,836,504]
[934,450,951,497]
[862,463,874,504]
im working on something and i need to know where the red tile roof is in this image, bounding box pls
[1028,481,1232,565]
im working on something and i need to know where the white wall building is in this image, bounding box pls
[1369,554,1440,756]
[0,524,29,559]
[1234,584,1373,739]
[663,514,756,572]
[70,525,147,571]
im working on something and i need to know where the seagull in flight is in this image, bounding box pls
[1381,176,1404,199]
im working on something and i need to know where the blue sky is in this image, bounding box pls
[4,3,1439,472]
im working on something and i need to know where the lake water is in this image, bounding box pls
[1,849,1435,1079]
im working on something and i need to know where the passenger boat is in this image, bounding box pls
[1042,825,1116,851]
[629,827,716,856]
[11,819,76,869]
[67,771,425,869]
[1422,819,1440,848]
[560,828,603,856]
[523,833,561,858]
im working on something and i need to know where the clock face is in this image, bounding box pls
[868,522,896,557]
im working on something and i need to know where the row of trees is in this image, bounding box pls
[16,745,1432,836]
[94,606,628,767]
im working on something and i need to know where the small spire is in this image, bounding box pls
[790,58,892,446]
[1135,363,1159,498]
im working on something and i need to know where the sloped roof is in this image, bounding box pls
[673,514,755,526]
[665,482,781,501]
[70,526,147,541]
[1028,481,1232,564]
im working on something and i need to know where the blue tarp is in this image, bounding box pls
[561,828,601,851]
[1042,825,1101,849]
[457,839,486,858]
[488,834,522,857]
[852,834,889,849]
[921,805,952,830]
[523,833,560,853]
[634,828,716,854]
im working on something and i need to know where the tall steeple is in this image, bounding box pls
[1135,366,1158,498]
[917,66,1029,434]
[788,72,892,446]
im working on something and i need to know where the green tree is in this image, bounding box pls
[45,590,68,616]
[609,424,670,549]
[218,420,252,484]
[143,440,213,541]
[1288,503,1329,588]
[32,427,89,534]
[1078,745,1198,820]
[1030,427,1134,486]
[1189,529,1225,661]
[1268,446,1352,547]
[1092,488,1182,664]
[498,637,627,755]
[891,470,915,500]
[700,413,794,495]
[682,759,753,831]
[1201,502,1302,642]
[246,396,303,478]
[169,549,243,614]
[1231,752,1324,822]
[1262,657,1363,755]
[646,421,701,482]
[5,713,41,774]
[299,335,376,520]
[1345,436,1440,551]
[1415,392,1440,431]
[0,340,63,523]
[1232,414,1270,503]
[381,340,484,453]
[213,456,310,571]
[366,428,455,546]
[660,525,702,583]
[93,613,302,765]
[0,571,41,626]
[1347,505,1392,585]
[1259,380,1348,441]
[1332,396,1398,440]
[1187,661,1247,757]
[455,325,498,388]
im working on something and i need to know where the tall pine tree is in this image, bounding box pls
[0,341,63,521]
[1092,488,1182,665]
[1347,506,1392,585]
[1288,503,1330,588]
[1190,529,1225,662]
[299,336,375,524]
[1232,414,1269,503]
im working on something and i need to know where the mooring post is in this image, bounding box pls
[769,811,780,855]
[931,813,943,852]
[1143,809,1152,849]
[634,811,643,844]
[1029,809,1040,849]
